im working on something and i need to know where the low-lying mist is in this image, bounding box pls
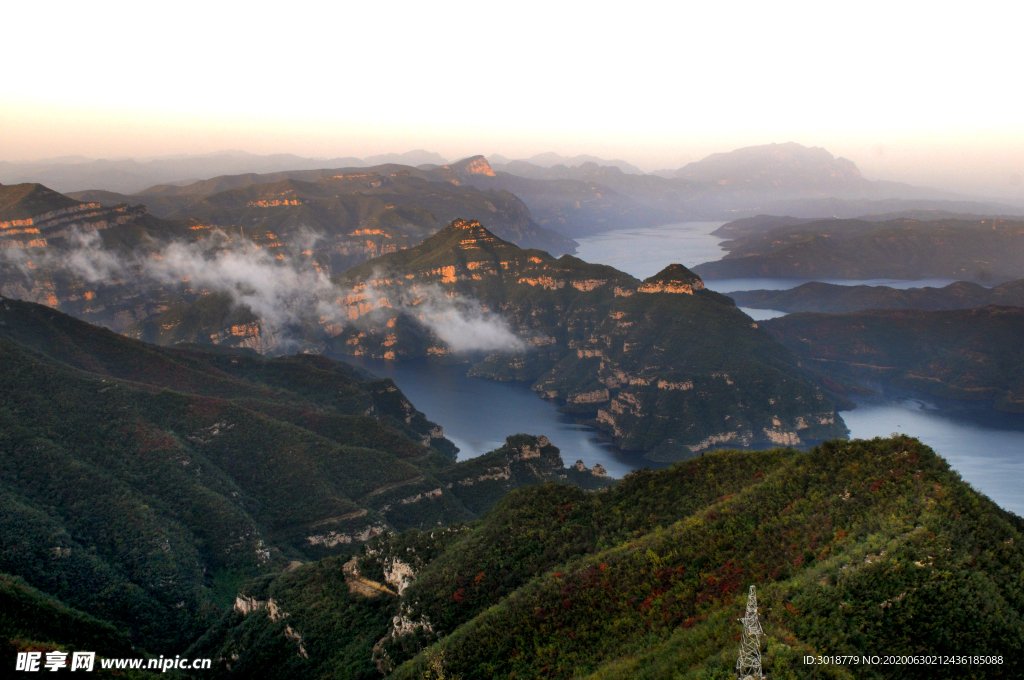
[1,226,526,355]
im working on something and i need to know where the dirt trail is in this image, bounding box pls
[343,557,397,598]
[310,508,368,527]
[360,474,425,500]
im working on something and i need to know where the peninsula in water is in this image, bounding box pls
[326,219,847,458]
[693,216,1024,283]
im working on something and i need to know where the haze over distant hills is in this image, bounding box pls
[467,145,1024,237]
[488,152,644,175]
[6,143,1024,247]
[0,150,447,195]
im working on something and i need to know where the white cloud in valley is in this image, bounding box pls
[2,226,526,354]
[144,231,343,331]
[409,286,524,353]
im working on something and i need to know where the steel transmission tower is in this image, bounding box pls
[736,585,765,679]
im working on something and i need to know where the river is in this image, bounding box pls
[345,222,1024,516]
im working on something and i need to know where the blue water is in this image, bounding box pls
[843,397,1024,516]
[344,357,1024,516]
[339,222,1024,517]
[740,307,787,321]
[572,221,959,295]
[342,356,657,479]
[574,222,1024,515]
[572,222,728,278]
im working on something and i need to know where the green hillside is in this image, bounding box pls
[187,436,1024,679]
[0,298,606,656]
[762,305,1024,411]
[693,217,1024,283]
[332,219,847,457]
[124,292,268,350]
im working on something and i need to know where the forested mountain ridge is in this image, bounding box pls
[187,436,1024,679]
[67,162,577,260]
[330,219,846,457]
[762,304,1024,411]
[0,298,606,657]
[1,182,85,222]
[730,279,1024,314]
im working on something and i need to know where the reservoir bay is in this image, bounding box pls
[345,222,1024,516]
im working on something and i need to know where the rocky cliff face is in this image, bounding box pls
[1,176,575,352]
[329,220,847,458]
[0,195,219,341]
[0,185,188,332]
[445,155,496,177]
[160,165,575,264]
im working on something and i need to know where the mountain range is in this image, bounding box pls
[325,219,847,457]
[463,146,1024,237]
[114,217,848,458]
[0,150,447,195]
[67,162,576,259]
[11,144,1024,242]
[0,172,574,337]
[489,153,645,175]
[0,297,608,658]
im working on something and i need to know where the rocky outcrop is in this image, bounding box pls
[0,201,102,230]
[233,595,286,622]
[382,559,417,595]
[343,556,397,597]
[572,460,608,477]
[372,604,434,674]
[207,321,279,353]
[327,223,847,459]
[306,524,387,548]
[447,155,497,177]
[568,388,610,405]
[636,263,706,295]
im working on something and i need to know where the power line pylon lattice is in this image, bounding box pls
[736,585,765,679]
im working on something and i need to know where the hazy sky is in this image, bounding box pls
[4,1,1022,196]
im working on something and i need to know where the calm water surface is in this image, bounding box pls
[342,356,660,479]
[342,223,1023,516]
[844,397,1024,516]
[573,221,728,278]
[346,358,1024,515]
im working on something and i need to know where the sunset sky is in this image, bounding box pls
[4,1,1022,197]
